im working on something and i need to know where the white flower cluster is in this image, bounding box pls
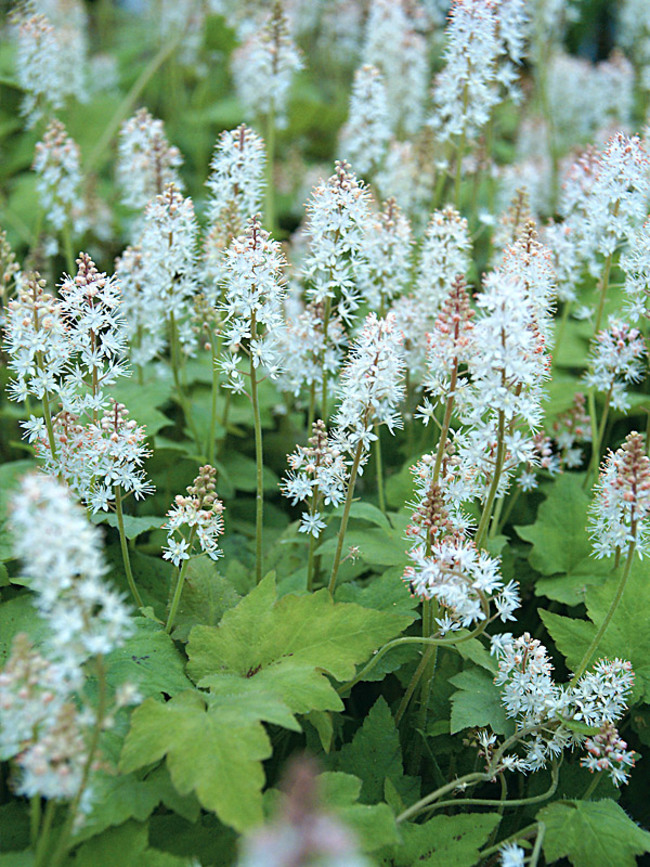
[33,119,86,236]
[621,219,650,322]
[10,473,133,675]
[331,312,405,454]
[231,2,303,128]
[303,160,372,324]
[5,273,69,403]
[219,216,287,394]
[14,12,86,127]
[416,206,472,312]
[584,320,647,412]
[117,108,183,213]
[362,0,428,136]
[204,125,266,298]
[339,64,391,177]
[58,253,129,415]
[404,538,520,633]
[589,431,650,559]
[357,198,412,312]
[491,633,636,785]
[163,465,225,566]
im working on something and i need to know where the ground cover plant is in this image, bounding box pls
[1,0,650,864]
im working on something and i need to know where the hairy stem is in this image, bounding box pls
[328,439,365,596]
[115,485,143,608]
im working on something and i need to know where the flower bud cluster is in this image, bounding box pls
[281,419,348,537]
[163,465,225,566]
[589,431,650,558]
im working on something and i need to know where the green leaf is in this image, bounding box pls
[169,557,241,642]
[330,501,393,530]
[540,557,650,702]
[74,820,194,867]
[220,451,278,492]
[72,771,163,844]
[449,666,511,735]
[91,513,165,540]
[0,854,33,867]
[516,475,609,604]
[186,574,410,715]
[383,813,500,865]
[0,594,50,666]
[0,460,35,561]
[331,697,403,803]
[110,378,173,436]
[104,618,193,699]
[318,773,400,852]
[120,690,272,831]
[539,799,650,867]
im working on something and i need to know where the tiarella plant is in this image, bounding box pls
[2,2,650,866]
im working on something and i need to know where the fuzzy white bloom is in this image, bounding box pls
[206,124,266,231]
[589,431,650,559]
[362,0,429,135]
[621,219,650,322]
[331,312,405,454]
[500,221,556,342]
[204,125,266,299]
[138,183,198,355]
[499,842,526,867]
[231,2,303,128]
[357,198,412,311]
[584,320,646,413]
[57,253,130,416]
[115,245,166,366]
[117,108,183,213]
[10,474,133,673]
[431,0,501,143]
[416,206,472,311]
[303,161,372,324]
[339,64,391,177]
[492,632,636,784]
[404,538,520,632]
[163,465,225,565]
[14,12,85,127]
[4,273,70,403]
[219,216,287,392]
[33,119,86,236]
[389,294,431,382]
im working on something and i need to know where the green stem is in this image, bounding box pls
[306,490,322,593]
[30,796,41,847]
[250,317,264,585]
[397,771,490,823]
[41,392,57,463]
[337,624,491,697]
[208,334,219,466]
[480,822,545,861]
[33,800,56,867]
[570,536,636,686]
[426,771,557,813]
[85,35,182,173]
[61,225,75,275]
[165,528,197,634]
[475,410,506,548]
[395,643,436,727]
[433,360,458,484]
[169,312,202,452]
[115,485,143,608]
[594,244,615,338]
[320,298,332,420]
[589,386,612,483]
[582,773,601,800]
[375,426,386,513]
[328,439,365,596]
[555,299,572,354]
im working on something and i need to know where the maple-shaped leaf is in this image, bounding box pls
[186,574,412,714]
[539,799,650,867]
[120,688,298,832]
